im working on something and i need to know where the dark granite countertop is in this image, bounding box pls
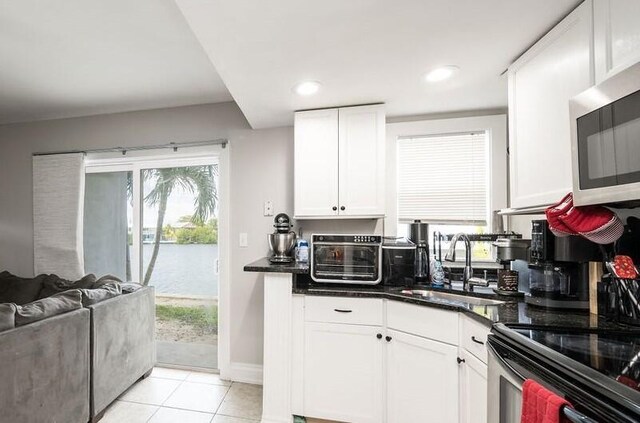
[244,257,310,274]
[293,280,627,330]
[244,258,627,330]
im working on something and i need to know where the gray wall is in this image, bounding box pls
[0,102,292,368]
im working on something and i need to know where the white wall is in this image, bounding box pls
[0,102,292,376]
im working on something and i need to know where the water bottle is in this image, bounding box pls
[296,239,309,263]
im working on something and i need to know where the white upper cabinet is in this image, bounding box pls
[594,0,640,83]
[338,105,386,216]
[294,109,340,217]
[508,0,594,209]
[386,329,459,423]
[294,104,385,218]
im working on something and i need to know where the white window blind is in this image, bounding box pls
[398,132,488,225]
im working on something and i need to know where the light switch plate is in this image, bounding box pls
[263,201,274,216]
[239,232,248,247]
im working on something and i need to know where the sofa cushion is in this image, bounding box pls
[0,303,16,332]
[79,283,122,306]
[15,290,83,326]
[39,274,97,299]
[0,274,46,305]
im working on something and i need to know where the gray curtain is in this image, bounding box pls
[33,153,85,279]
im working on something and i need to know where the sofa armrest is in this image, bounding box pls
[0,308,90,423]
[88,286,155,416]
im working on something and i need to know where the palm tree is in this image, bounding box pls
[141,165,218,285]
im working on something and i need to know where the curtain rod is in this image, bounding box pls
[32,139,228,156]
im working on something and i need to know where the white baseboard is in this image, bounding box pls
[222,361,263,385]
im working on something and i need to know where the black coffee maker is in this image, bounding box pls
[526,220,600,310]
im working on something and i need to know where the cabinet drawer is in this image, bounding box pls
[460,315,491,364]
[305,296,383,326]
[387,301,458,345]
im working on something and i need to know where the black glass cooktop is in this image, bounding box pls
[513,327,640,392]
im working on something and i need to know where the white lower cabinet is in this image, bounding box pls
[304,322,384,423]
[459,349,488,423]
[386,329,459,423]
[299,298,488,423]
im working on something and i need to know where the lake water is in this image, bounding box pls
[143,243,218,297]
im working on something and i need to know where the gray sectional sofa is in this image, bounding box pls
[89,287,155,421]
[0,272,156,423]
[0,308,90,423]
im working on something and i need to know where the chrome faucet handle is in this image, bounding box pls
[468,277,489,289]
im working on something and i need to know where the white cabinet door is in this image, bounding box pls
[304,322,384,423]
[508,1,593,209]
[594,0,640,83]
[338,105,386,217]
[386,329,459,423]
[294,109,339,217]
[459,349,488,423]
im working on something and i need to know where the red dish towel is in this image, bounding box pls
[521,379,572,423]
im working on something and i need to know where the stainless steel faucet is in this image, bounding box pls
[444,233,489,291]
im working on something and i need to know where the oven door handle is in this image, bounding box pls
[563,406,598,423]
[487,341,526,382]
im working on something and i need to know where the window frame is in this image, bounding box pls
[385,114,508,236]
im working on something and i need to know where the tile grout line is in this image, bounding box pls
[211,382,234,416]
[142,376,189,422]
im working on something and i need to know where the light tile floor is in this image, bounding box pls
[101,367,262,423]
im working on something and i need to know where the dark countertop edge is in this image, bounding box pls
[292,287,488,323]
[244,257,309,274]
[292,285,627,331]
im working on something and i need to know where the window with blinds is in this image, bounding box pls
[397,132,489,225]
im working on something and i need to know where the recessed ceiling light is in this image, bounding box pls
[294,81,321,96]
[425,66,460,82]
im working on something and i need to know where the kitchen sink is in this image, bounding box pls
[400,289,505,306]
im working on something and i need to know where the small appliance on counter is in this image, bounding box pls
[310,234,382,284]
[382,237,415,286]
[408,220,430,283]
[267,213,296,264]
[493,237,530,297]
[526,220,600,310]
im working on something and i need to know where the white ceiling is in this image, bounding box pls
[0,0,232,124]
[177,0,582,128]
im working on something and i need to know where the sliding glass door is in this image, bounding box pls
[84,156,220,371]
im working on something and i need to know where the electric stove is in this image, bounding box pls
[512,326,640,392]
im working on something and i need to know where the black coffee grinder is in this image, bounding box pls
[408,220,430,283]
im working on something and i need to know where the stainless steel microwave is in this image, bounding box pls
[570,61,640,206]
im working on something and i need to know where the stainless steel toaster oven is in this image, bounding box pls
[310,234,382,284]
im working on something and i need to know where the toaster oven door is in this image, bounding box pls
[311,243,381,284]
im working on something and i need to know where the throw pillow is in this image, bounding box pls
[0,274,46,305]
[0,303,16,332]
[79,282,122,306]
[38,273,97,299]
[15,289,83,326]
[91,274,123,289]
[0,271,13,280]
[120,282,143,294]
